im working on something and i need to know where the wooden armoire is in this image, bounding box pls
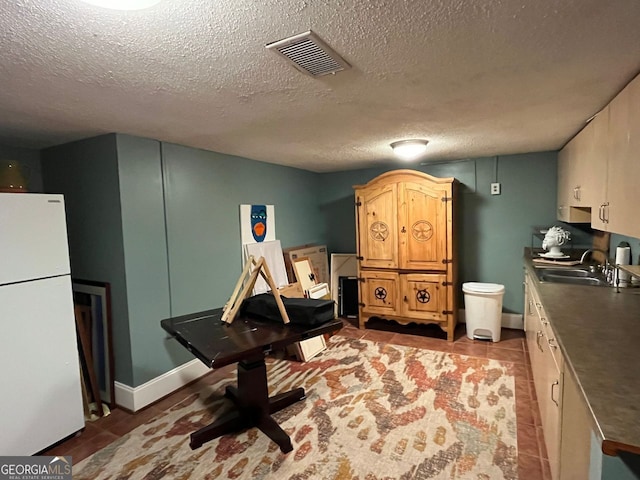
[354,169,457,341]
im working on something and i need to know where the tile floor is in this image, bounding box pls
[43,318,550,479]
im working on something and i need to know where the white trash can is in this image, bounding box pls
[462,282,505,342]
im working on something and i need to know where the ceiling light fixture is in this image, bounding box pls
[79,0,161,10]
[390,139,429,160]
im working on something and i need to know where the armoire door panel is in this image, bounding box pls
[360,271,398,315]
[399,182,447,270]
[357,184,398,269]
[400,274,447,321]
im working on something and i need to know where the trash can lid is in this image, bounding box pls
[462,282,505,294]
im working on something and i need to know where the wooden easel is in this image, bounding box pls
[221,255,290,324]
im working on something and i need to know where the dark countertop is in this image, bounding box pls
[524,250,640,456]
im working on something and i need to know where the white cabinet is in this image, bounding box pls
[557,139,590,222]
[595,74,640,237]
[557,107,607,224]
[559,72,640,238]
[559,367,592,480]
[524,272,563,479]
[525,265,640,480]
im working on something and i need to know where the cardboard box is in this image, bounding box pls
[277,282,304,298]
[283,244,329,285]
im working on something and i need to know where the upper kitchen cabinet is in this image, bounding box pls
[598,74,640,238]
[558,72,640,238]
[557,107,607,223]
[557,134,590,222]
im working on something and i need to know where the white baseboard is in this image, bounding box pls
[114,359,210,412]
[458,309,523,330]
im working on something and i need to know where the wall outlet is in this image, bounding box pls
[491,183,501,195]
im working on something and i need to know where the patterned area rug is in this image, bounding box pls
[74,337,517,479]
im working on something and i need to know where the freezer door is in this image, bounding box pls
[0,275,84,455]
[0,193,71,285]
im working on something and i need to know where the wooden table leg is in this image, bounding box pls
[189,410,249,449]
[256,413,293,453]
[189,357,305,453]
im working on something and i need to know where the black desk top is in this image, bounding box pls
[161,308,343,369]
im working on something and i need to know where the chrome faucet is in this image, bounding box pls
[580,248,609,265]
[580,249,614,282]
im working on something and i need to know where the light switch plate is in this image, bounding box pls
[491,183,501,195]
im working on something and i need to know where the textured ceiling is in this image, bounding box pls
[1,0,639,172]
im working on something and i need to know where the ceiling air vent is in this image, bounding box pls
[266,31,351,77]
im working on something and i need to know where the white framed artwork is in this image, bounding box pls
[292,256,317,295]
[297,336,326,361]
[308,282,330,299]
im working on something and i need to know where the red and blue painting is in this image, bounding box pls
[240,204,276,244]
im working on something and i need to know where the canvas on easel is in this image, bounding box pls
[243,240,289,294]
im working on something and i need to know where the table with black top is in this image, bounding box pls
[161,308,343,453]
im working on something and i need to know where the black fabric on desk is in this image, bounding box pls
[241,293,335,326]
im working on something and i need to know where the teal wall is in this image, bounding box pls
[115,135,183,386]
[318,153,561,314]
[44,133,639,387]
[161,143,323,317]
[591,430,640,479]
[41,134,324,387]
[0,144,43,192]
[41,135,135,386]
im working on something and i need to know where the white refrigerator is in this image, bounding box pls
[0,193,84,455]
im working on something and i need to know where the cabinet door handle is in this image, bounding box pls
[536,331,544,352]
[551,380,560,407]
[599,204,604,222]
[604,202,609,224]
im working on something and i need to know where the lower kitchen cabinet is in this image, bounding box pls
[560,367,592,480]
[524,268,640,480]
[524,271,563,479]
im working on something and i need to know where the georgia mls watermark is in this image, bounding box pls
[0,456,72,480]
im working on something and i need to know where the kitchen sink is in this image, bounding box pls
[536,268,593,277]
[534,267,610,286]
